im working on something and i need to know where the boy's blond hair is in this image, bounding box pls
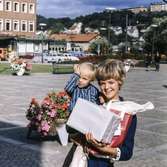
[79,62,96,81]
[96,59,126,88]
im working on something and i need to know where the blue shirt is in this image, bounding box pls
[64,73,100,112]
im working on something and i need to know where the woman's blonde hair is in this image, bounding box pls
[96,59,126,88]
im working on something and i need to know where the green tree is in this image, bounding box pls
[144,16,167,55]
[89,38,109,55]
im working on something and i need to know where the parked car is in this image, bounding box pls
[62,52,79,62]
[32,53,79,63]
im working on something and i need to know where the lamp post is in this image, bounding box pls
[151,24,158,59]
[39,23,46,63]
[105,7,116,53]
[125,14,129,54]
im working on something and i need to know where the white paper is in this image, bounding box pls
[106,101,154,115]
[67,98,121,143]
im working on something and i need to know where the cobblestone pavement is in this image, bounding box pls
[0,65,167,167]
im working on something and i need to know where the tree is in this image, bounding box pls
[144,16,167,55]
[89,38,109,55]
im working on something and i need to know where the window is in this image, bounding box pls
[0,0,3,11]
[21,3,27,13]
[0,19,3,31]
[21,20,27,32]
[5,19,11,31]
[29,21,34,32]
[13,20,19,31]
[5,1,11,11]
[13,2,19,12]
[29,3,34,13]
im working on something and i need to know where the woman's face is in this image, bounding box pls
[99,78,120,101]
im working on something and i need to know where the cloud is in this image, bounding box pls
[37,0,156,18]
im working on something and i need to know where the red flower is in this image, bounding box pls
[26,91,70,136]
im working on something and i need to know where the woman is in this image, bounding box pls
[86,59,137,167]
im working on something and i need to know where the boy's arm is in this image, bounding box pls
[64,73,79,96]
[89,87,100,104]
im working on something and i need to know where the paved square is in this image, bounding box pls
[0,65,167,167]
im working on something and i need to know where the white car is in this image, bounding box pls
[32,54,65,63]
[62,53,79,62]
[33,53,79,63]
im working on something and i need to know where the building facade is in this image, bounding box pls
[128,6,148,14]
[49,33,101,52]
[150,2,167,12]
[0,0,36,37]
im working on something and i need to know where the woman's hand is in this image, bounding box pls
[85,132,106,147]
[85,132,117,158]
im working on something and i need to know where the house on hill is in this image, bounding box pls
[49,33,101,52]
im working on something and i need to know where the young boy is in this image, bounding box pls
[64,62,100,113]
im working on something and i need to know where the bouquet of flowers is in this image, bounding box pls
[10,58,32,76]
[26,91,70,136]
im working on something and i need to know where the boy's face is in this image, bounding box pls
[99,78,120,101]
[78,70,92,88]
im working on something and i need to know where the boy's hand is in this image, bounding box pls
[73,64,80,75]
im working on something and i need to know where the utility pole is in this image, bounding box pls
[151,24,158,58]
[105,7,116,54]
[39,23,46,63]
[108,12,111,43]
[125,14,128,54]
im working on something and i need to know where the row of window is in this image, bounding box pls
[0,19,35,32]
[0,0,35,14]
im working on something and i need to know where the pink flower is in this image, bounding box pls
[50,109,56,117]
[41,121,50,132]
[37,126,41,132]
[37,114,42,121]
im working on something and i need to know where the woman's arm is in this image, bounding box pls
[119,115,137,161]
[85,133,117,158]
[85,115,137,161]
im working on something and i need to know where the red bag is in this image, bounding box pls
[88,109,133,156]
[109,109,132,147]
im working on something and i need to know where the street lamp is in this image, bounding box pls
[105,7,116,43]
[39,23,47,63]
[105,7,116,54]
[125,14,129,54]
[151,24,158,58]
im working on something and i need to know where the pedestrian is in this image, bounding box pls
[154,54,160,72]
[85,59,137,167]
[145,54,152,71]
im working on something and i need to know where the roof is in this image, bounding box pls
[49,33,99,42]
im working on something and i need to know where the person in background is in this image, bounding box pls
[85,59,137,167]
[154,54,161,72]
[145,54,152,71]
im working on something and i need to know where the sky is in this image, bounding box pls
[37,0,163,18]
